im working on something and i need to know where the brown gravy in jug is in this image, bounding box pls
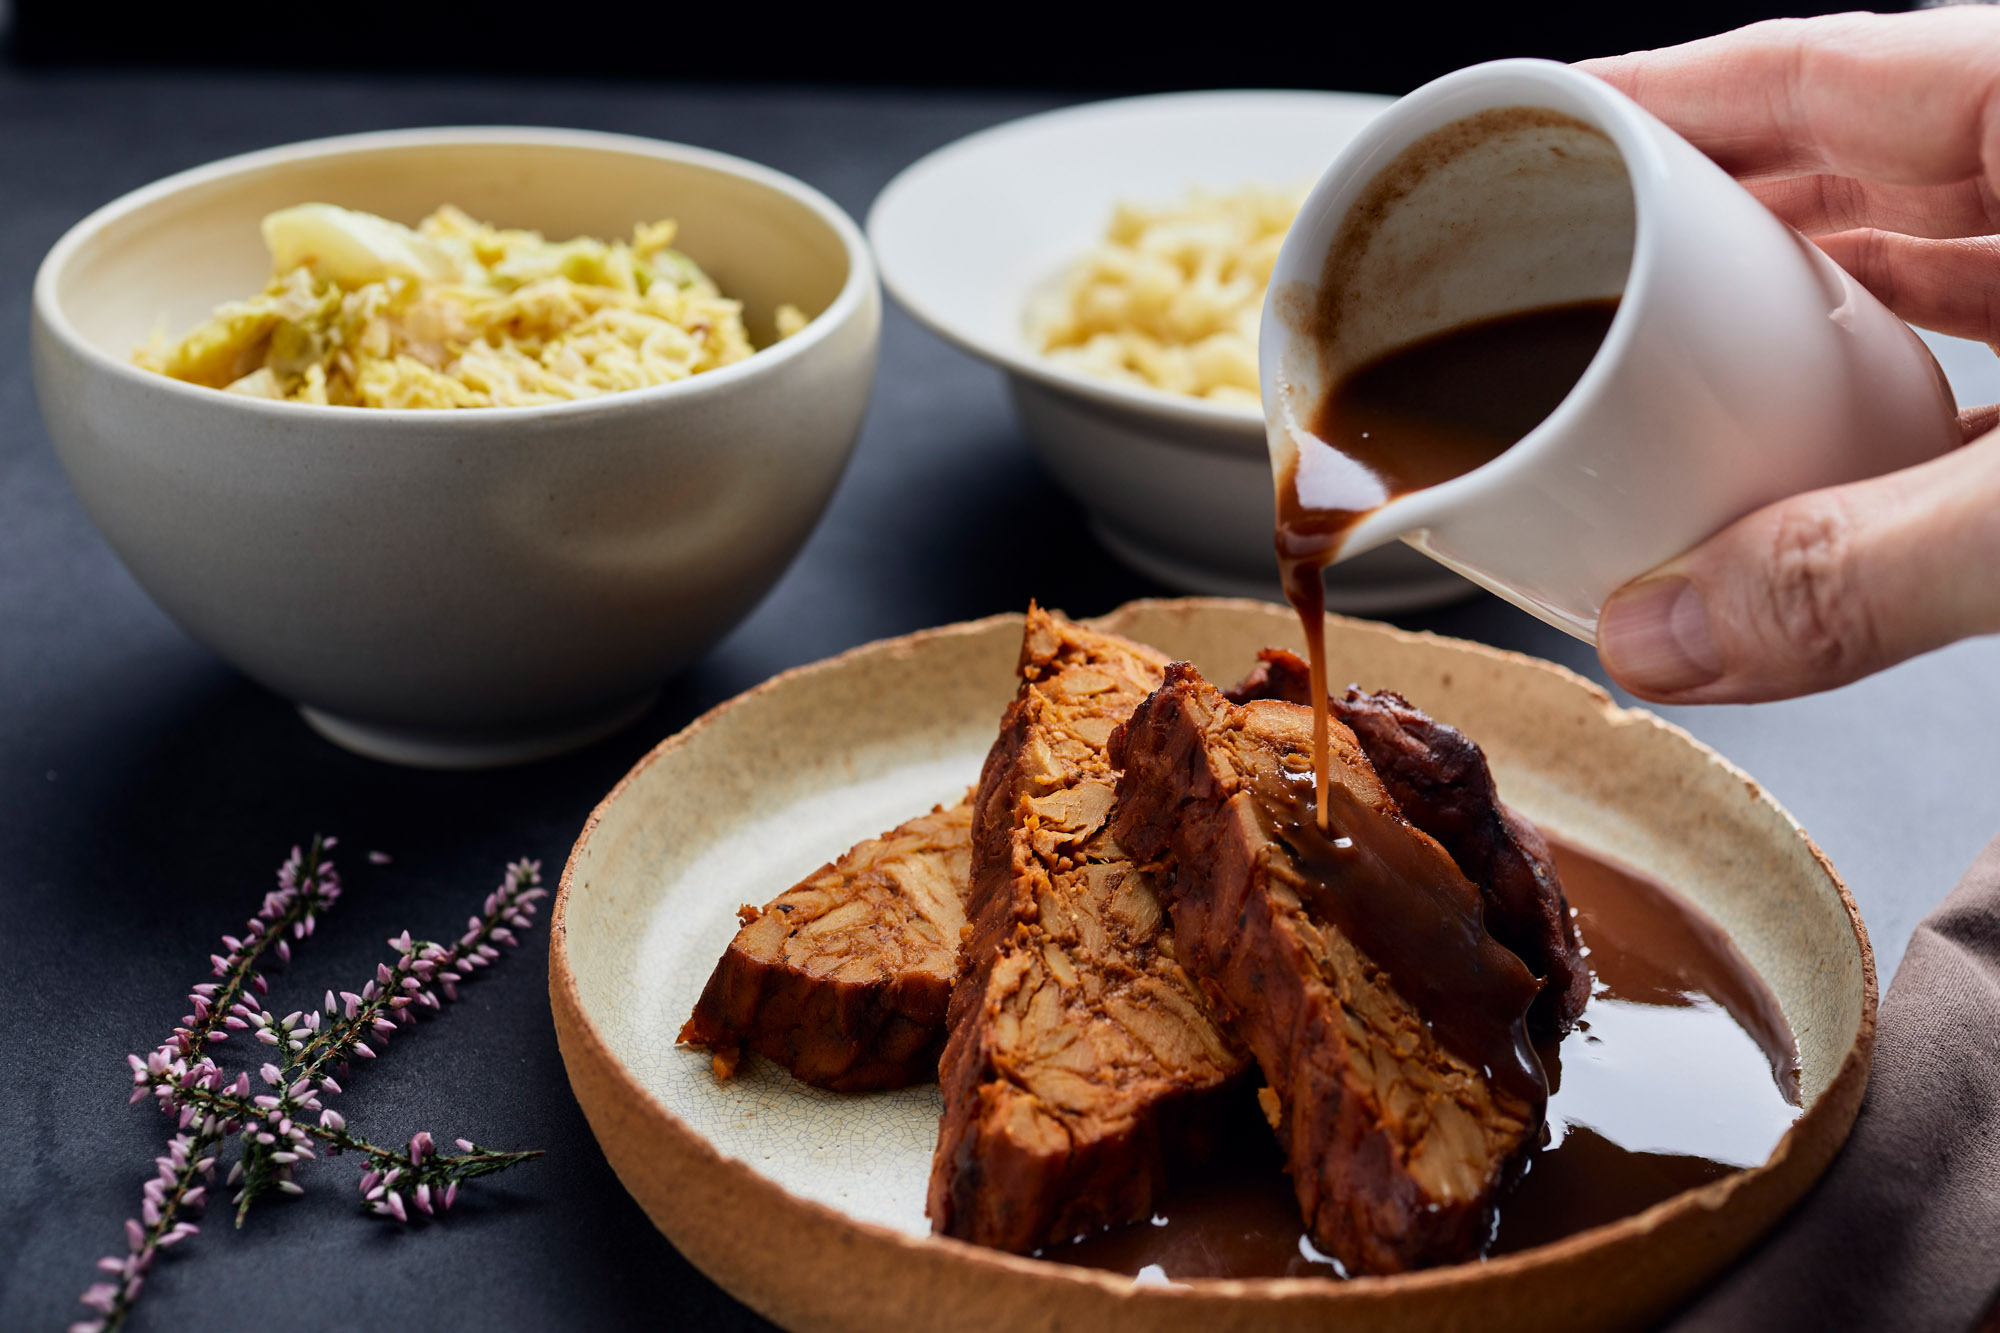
[1276,298,1618,829]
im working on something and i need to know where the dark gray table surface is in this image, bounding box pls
[3,66,1998,1333]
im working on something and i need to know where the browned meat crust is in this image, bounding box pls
[928,607,1248,1252]
[1114,664,1544,1273]
[1226,648,1590,1032]
[678,800,974,1092]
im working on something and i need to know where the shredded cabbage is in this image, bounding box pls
[136,203,808,409]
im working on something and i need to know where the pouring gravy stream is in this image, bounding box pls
[1277,297,1619,828]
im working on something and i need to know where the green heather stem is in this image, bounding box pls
[172,837,336,1061]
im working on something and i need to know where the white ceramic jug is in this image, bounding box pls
[1260,59,1961,640]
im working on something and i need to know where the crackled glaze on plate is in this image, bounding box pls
[637,754,977,1235]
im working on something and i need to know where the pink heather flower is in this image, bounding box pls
[369,851,392,865]
[86,840,543,1329]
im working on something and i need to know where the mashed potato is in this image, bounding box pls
[136,203,807,409]
[1029,184,1304,409]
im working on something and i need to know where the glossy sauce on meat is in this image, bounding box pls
[1259,759,1546,1109]
[1276,299,1619,829]
[1040,837,1801,1279]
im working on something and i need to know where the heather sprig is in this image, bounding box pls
[158,837,342,1067]
[301,858,547,1083]
[75,845,544,1333]
[74,1128,220,1332]
[223,859,546,1222]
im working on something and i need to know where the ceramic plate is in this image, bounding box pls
[551,598,1873,1332]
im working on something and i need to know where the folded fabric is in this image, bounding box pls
[1671,833,2000,1332]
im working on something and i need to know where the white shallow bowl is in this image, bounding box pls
[32,127,881,767]
[868,91,1469,611]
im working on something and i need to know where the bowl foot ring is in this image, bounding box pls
[299,691,660,769]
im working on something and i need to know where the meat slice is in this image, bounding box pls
[929,606,1248,1252]
[1114,663,1546,1274]
[1226,647,1589,1032]
[678,799,974,1092]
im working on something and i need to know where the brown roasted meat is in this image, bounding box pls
[928,607,1248,1253]
[1226,647,1589,1032]
[678,799,974,1092]
[1114,663,1546,1274]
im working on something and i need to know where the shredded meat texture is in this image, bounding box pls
[928,607,1248,1253]
[1225,647,1589,1032]
[1114,664,1541,1274]
[678,800,974,1092]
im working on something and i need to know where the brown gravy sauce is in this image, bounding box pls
[1041,838,1802,1280]
[1276,297,1620,831]
[1259,758,1545,1109]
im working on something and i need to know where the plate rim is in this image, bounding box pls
[551,597,1877,1323]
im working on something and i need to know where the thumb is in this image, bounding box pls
[1596,429,2000,704]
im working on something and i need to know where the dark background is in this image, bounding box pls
[5,0,1874,91]
[6,3,1999,1332]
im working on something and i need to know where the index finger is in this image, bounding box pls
[1577,10,2000,188]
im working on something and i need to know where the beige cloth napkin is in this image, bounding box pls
[1670,833,2000,1331]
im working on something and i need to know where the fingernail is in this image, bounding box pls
[1598,576,1723,695]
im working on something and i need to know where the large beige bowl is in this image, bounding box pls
[31,127,880,767]
[551,598,1874,1331]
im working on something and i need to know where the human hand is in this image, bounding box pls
[1579,10,2000,704]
